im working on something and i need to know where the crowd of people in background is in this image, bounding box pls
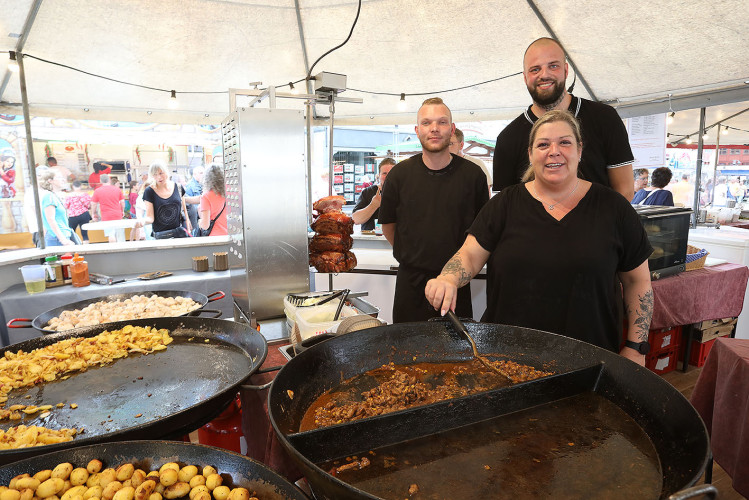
[631,166,749,208]
[24,156,227,247]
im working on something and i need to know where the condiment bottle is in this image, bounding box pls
[44,256,64,288]
[60,253,74,284]
[71,253,90,287]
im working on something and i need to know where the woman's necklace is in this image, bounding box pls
[531,179,580,211]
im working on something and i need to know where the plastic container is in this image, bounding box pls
[44,256,64,288]
[71,253,90,287]
[60,253,74,284]
[292,302,360,341]
[19,265,46,294]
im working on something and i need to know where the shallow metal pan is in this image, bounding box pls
[7,290,226,333]
[0,316,265,465]
[0,440,307,500]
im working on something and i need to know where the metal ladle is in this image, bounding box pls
[446,310,513,383]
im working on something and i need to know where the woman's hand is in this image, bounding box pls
[618,347,646,366]
[61,236,75,246]
[425,275,459,316]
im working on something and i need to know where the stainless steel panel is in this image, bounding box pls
[223,108,309,320]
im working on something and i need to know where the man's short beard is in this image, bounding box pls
[420,136,450,153]
[529,80,566,110]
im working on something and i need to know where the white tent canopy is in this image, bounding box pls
[1,0,748,142]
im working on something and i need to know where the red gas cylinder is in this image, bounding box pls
[198,394,245,454]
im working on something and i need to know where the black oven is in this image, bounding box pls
[633,206,693,280]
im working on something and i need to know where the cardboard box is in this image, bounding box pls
[696,317,737,331]
[695,322,736,343]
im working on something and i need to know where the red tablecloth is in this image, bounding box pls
[650,263,749,330]
[239,344,302,483]
[690,338,749,497]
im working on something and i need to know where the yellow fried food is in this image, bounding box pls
[86,461,103,475]
[51,464,73,480]
[203,476,221,492]
[0,326,173,400]
[36,478,64,499]
[157,470,177,488]
[0,426,79,449]
[69,470,89,487]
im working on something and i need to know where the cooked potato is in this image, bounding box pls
[147,493,161,500]
[51,464,73,481]
[112,487,134,500]
[129,471,145,490]
[203,476,221,492]
[188,486,208,500]
[86,461,103,475]
[98,471,117,489]
[61,485,87,500]
[37,478,64,499]
[83,486,103,500]
[211,486,230,500]
[157,465,178,475]
[176,468,196,485]
[115,465,134,483]
[226,488,249,500]
[68,469,88,487]
[157,471,177,489]
[162,483,189,500]
[34,471,53,483]
[14,478,40,491]
[18,489,33,500]
[153,484,165,496]
[133,480,155,500]
[86,474,100,488]
[8,476,29,490]
[101,481,122,500]
[0,489,21,500]
[191,492,210,500]
[187,476,204,490]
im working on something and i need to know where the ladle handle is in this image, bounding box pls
[446,310,479,355]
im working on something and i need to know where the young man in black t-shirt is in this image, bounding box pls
[492,38,634,201]
[352,158,395,231]
[379,98,489,323]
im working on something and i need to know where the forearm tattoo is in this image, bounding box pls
[442,251,473,287]
[626,288,654,342]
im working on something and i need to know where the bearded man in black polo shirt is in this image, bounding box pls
[379,97,489,323]
[493,37,634,201]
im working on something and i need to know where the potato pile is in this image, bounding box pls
[45,295,201,331]
[0,460,262,500]
[0,326,173,398]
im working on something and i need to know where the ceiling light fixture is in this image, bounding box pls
[83,108,89,112]
[702,132,709,140]
[168,90,178,109]
[397,93,407,112]
[685,136,692,144]
[666,93,675,124]
[722,128,729,136]
[289,82,300,95]
[147,111,152,115]
[7,51,19,73]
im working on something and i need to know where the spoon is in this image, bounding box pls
[445,310,513,383]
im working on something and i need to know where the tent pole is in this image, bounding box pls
[692,107,706,228]
[17,51,44,249]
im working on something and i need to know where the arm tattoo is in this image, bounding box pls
[442,251,473,287]
[625,288,653,343]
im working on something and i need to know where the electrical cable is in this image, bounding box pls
[22,53,226,94]
[348,71,522,97]
[306,0,362,80]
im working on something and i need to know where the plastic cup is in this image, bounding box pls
[19,265,46,294]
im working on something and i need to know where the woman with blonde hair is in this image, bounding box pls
[39,170,79,246]
[426,110,653,365]
[197,164,227,236]
[140,161,191,239]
